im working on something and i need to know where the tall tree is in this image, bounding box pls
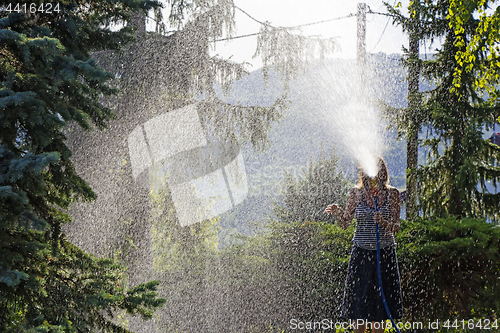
[385,0,447,218]
[1,0,338,331]
[406,1,421,220]
[416,0,500,219]
[388,0,500,220]
[0,1,167,331]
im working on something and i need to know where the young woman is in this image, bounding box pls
[325,157,403,333]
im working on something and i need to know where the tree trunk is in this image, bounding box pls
[406,34,419,219]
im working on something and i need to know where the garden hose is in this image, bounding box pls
[375,196,401,333]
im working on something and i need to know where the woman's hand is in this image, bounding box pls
[325,203,348,229]
[387,222,400,233]
[325,203,343,217]
[374,211,385,226]
[374,211,400,233]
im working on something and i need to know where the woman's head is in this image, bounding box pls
[358,156,389,189]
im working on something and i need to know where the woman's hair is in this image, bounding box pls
[357,156,389,189]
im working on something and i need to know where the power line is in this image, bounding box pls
[216,5,397,43]
[215,32,260,42]
[369,17,391,52]
[368,11,394,17]
[368,1,398,52]
[234,6,266,26]
[236,5,356,29]
[289,13,356,29]
[215,7,356,42]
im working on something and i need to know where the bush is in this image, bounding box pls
[396,217,500,323]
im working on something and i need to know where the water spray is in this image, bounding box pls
[127,103,249,227]
[303,61,386,176]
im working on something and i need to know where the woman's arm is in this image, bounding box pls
[374,187,401,233]
[325,188,358,230]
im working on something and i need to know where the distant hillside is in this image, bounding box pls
[217,54,411,242]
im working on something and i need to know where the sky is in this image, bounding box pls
[209,0,413,69]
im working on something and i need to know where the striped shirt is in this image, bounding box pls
[353,191,395,250]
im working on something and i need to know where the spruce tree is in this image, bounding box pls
[2,1,340,330]
[416,0,500,220]
[0,1,166,331]
[389,0,500,220]
[381,1,500,321]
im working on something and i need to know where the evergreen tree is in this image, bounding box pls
[385,1,500,321]
[0,1,167,331]
[389,0,500,220]
[148,151,354,331]
[273,149,352,224]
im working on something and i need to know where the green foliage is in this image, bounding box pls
[198,98,289,152]
[96,0,243,99]
[1,1,167,331]
[152,219,353,332]
[388,0,449,41]
[144,149,500,330]
[416,12,500,219]
[273,149,352,223]
[153,228,281,332]
[267,220,353,323]
[148,175,219,272]
[389,0,500,220]
[255,24,337,87]
[448,0,500,102]
[397,217,500,321]
[1,233,165,332]
[148,153,353,331]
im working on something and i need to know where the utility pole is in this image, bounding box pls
[357,3,367,94]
